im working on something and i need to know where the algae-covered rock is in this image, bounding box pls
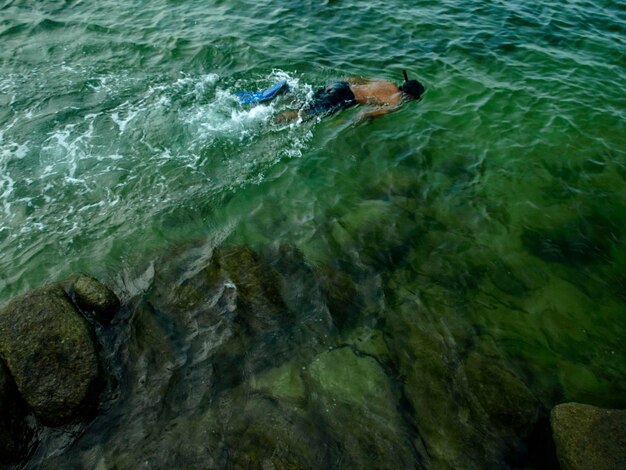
[103,390,327,469]
[262,242,335,348]
[315,266,362,330]
[126,300,181,406]
[464,351,539,433]
[68,274,120,324]
[522,211,620,266]
[0,361,33,465]
[216,394,324,469]
[486,260,530,296]
[306,347,417,469]
[144,244,299,399]
[331,199,419,269]
[149,245,287,337]
[250,361,305,403]
[215,246,287,331]
[308,347,396,418]
[343,326,391,366]
[384,283,530,469]
[551,403,626,470]
[0,285,99,425]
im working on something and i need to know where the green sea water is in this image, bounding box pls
[1,0,625,468]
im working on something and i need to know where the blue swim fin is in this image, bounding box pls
[236,80,289,104]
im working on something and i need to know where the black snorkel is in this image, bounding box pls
[399,69,425,100]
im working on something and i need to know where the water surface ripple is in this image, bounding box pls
[0,0,625,468]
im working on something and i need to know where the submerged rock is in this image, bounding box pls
[0,361,33,465]
[306,347,418,469]
[315,266,362,331]
[250,361,305,403]
[464,351,539,434]
[522,211,620,266]
[215,246,286,333]
[98,389,328,469]
[144,244,299,398]
[551,403,626,470]
[308,348,396,419]
[67,274,120,324]
[263,242,335,346]
[331,199,419,269]
[384,280,544,469]
[150,245,287,337]
[343,326,392,367]
[212,390,327,470]
[0,285,99,425]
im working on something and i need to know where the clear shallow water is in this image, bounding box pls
[1,0,625,468]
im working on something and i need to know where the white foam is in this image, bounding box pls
[193,73,219,99]
[41,165,56,177]
[0,174,15,215]
[0,69,318,257]
[184,83,282,144]
[97,153,125,161]
[78,201,105,213]
[64,176,86,185]
[0,139,30,217]
[111,104,139,134]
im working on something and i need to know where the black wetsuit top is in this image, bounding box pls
[304,81,357,116]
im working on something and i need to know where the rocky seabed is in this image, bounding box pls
[0,240,624,469]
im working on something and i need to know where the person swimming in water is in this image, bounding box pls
[276,70,424,123]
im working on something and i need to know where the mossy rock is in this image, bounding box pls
[308,347,395,418]
[0,361,33,465]
[261,242,335,345]
[149,245,287,337]
[215,246,287,329]
[486,260,531,296]
[315,266,362,330]
[67,274,120,324]
[220,401,318,470]
[332,199,419,269]
[522,210,621,266]
[110,390,325,468]
[464,351,539,434]
[343,326,391,366]
[551,403,626,470]
[0,285,99,425]
[126,301,181,404]
[145,244,299,395]
[384,292,516,469]
[250,361,305,403]
[306,347,416,469]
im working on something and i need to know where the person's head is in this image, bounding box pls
[399,70,425,100]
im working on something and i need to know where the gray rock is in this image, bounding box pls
[0,361,33,465]
[68,274,120,324]
[0,285,100,425]
[551,402,626,470]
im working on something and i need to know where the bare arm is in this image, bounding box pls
[354,104,400,123]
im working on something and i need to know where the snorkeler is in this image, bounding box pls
[276,70,425,123]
